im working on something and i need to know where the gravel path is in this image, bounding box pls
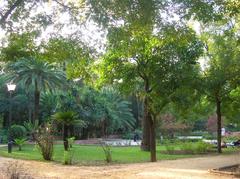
[0,153,239,179]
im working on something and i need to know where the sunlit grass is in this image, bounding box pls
[0,143,238,165]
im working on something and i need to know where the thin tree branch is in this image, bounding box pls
[0,0,24,26]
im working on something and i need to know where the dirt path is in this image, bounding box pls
[0,153,239,179]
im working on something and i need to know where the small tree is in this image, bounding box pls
[100,142,112,163]
[52,111,85,151]
[35,125,54,161]
[14,138,27,151]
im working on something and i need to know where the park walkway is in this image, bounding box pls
[0,153,239,179]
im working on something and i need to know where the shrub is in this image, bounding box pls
[195,141,212,154]
[63,150,75,165]
[35,126,54,161]
[67,137,75,148]
[10,125,27,140]
[180,142,194,154]
[165,144,175,154]
[101,143,112,163]
[14,138,27,151]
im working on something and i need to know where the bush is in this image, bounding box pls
[101,143,112,163]
[63,150,75,165]
[195,141,212,154]
[14,138,27,151]
[180,142,194,154]
[67,137,75,148]
[165,144,175,154]
[35,126,54,161]
[10,125,27,140]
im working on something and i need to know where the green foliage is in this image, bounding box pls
[42,37,93,81]
[101,143,112,163]
[52,111,85,150]
[35,126,54,161]
[0,32,37,62]
[52,111,85,127]
[174,0,239,23]
[195,141,212,154]
[98,87,135,134]
[88,0,160,28]
[23,120,39,136]
[179,142,194,154]
[40,92,58,120]
[14,138,27,151]
[7,58,66,93]
[10,125,27,140]
[73,86,135,135]
[165,144,175,154]
[63,150,75,165]
[0,93,28,115]
[0,129,8,143]
[67,137,76,148]
[6,57,66,121]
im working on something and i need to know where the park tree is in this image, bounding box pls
[7,58,66,122]
[98,24,203,161]
[41,37,93,81]
[52,111,85,151]
[202,30,240,153]
[172,0,240,153]
[0,32,38,62]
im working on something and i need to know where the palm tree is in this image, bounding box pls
[98,87,135,135]
[52,111,85,151]
[8,58,66,122]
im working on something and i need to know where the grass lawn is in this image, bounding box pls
[0,143,238,165]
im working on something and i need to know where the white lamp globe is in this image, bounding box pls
[7,83,16,91]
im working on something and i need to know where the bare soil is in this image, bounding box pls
[0,153,239,179]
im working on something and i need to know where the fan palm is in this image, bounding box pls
[8,58,66,122]
[52,111,85,151]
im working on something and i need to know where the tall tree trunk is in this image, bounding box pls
[216,98,222,153]
[141,79,151,151]
[149,115,156,162]
[141,96,151,151]
[33,90,40,122]
[63,124,69,151]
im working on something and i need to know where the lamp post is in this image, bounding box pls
[7,83,16,153]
